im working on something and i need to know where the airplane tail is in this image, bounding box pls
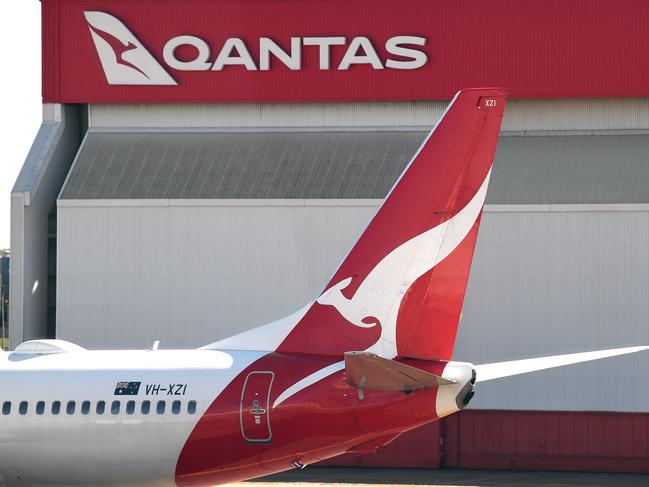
[274,88,508,360]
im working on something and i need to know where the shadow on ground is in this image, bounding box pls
[246,467,649,487]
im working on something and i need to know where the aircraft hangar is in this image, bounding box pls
[9,0,649,474]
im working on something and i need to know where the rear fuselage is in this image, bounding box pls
[0,349,460,487]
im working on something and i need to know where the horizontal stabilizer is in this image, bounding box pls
[475,346,649,383]
[344,351,455,393]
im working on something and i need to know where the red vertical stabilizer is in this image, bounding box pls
[277,88,508,360]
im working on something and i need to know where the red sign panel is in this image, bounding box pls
[42,0,649,103]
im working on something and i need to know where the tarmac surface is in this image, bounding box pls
[234,467,649,487]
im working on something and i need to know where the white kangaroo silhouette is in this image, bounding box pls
[317,169,491,358]
[85,11,177,86]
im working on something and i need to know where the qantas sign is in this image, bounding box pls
[42,1,649,103]
[84,11,428,86]
[1,88,647,486]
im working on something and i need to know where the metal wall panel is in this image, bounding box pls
[442,410,649,473]
[325,408,649,471]
[326,409,649,471]
[57,203,649,412]
[60,132,649,204]
[10,105,83,348]
[89,98,649,131]
[56,203,376,349]
[59,131,425,200]
[455,209,649,412]
[320,422,440,468]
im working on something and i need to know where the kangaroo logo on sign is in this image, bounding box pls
[85,11,177,86]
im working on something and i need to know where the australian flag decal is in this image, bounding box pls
[114,381,141,396]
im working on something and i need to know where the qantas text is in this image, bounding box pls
[163,35,428,71]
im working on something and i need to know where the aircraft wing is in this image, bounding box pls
[475,346,649,383]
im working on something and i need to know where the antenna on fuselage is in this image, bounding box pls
[151,340,160,351]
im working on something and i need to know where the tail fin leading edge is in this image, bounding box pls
[276,88,508,359]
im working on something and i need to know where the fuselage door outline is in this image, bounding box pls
[239,371,274,443]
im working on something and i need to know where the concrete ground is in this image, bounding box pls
[234,467,649,487]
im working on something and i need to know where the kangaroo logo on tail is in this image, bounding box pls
[84,11,177,86]
[204,89,507,360]
[317,169,492,358]
[317,277,381,329]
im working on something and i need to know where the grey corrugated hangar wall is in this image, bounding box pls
[50,99,649,412]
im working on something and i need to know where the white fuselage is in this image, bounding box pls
[0,349,265,487]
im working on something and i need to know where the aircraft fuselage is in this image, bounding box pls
[0,349,456,486]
